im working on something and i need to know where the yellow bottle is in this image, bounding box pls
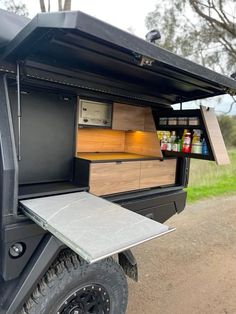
[181,129,188,150]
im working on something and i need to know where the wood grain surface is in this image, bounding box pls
[112,103,145,131]
[125,131,162,157]
[77,128,125,153]
[89,161,140,195]
[140,159,177,188]
[201,106,230,165]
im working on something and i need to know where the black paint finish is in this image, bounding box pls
[0,234,65,314]
[0,75,18,224]
[119,190,187,223]
[1,221,46,281]
[2,11,236,104]
[9,88,77,184]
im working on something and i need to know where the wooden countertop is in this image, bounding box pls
[77,152,161,162]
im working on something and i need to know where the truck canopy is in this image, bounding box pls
[0,9,29,48]
[0,10,236,106]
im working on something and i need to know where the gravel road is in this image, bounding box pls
[127,195,236,314]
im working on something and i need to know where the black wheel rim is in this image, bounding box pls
[57,284,110,314]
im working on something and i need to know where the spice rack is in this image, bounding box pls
[153,109,214,161]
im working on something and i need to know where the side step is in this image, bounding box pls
[20,192,174,263]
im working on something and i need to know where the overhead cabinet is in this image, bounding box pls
[112,103,156,131]
[112,103,145,131]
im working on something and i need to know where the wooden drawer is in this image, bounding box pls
[89,161,140,196]
[140,159,176,189]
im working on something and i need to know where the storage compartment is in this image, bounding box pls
[140,159,176,189]
[112,103,156,132]
[112,103,145,131]
[74,153,177,196]
[75,101,178,196]
[153,106,230,165]
[89,161,140,195]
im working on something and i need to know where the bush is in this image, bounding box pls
[217,115,236,148]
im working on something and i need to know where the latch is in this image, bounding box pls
[133,52,155,67]
[139,55,155,67]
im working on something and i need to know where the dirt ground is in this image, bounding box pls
[127,194,236,314]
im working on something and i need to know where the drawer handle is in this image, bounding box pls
[116,161,122,164]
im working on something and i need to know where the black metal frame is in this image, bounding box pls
[0,74,18,225]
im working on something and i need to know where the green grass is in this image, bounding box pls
[186,149,236,203]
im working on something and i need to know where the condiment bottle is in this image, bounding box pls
[202,138,208,155]
[161,135,168,151]
[170,131,176,150]
[172,136,181,152]
[182,131,192,153]
[191,130,202,154]
[166,135,172,151]
[181,129,188,150]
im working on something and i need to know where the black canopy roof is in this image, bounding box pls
[0,9,29,48]
[0,10,236,105]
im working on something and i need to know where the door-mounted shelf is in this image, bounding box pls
[153,106,230,165]
[163,150,212,161]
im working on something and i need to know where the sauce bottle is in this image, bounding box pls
[172,136,181,152]
[182,131,192,153]
[181,129,187,150]
[161,135,168,151]
[191,130,202,154]
[202,138,208,155]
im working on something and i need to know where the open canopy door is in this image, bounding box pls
[20,192,174,263]
[1,11,236,106]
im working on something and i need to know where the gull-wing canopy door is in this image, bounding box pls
[1,10,236,106]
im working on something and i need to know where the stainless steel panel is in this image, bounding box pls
[20,192,174,263]
[78,99,112,127]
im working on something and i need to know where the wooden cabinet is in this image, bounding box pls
[90,161,140,196]
[144,107,156,132]
[75,153,177,196]
[112,103,156,132]
[112,103,145,131]
[140,159,176,189]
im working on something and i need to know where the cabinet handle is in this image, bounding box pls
[116,161,122,164]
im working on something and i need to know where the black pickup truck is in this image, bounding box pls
[0,9,234,314]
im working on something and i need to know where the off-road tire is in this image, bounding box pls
[21,249,128,314]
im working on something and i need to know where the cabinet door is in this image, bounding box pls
[140,159,176,189]
[89,161,140,196]
[201,106,230,165]
[112,103,145,131]
[144,107,156,131]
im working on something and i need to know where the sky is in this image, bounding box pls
[24,0,158,39]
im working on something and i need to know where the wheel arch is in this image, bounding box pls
[2,234,134,314]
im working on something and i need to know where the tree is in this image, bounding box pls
[0,0,28,16]
[145,0,236,75]
[39,0,72,12]
[218,115,236,147]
